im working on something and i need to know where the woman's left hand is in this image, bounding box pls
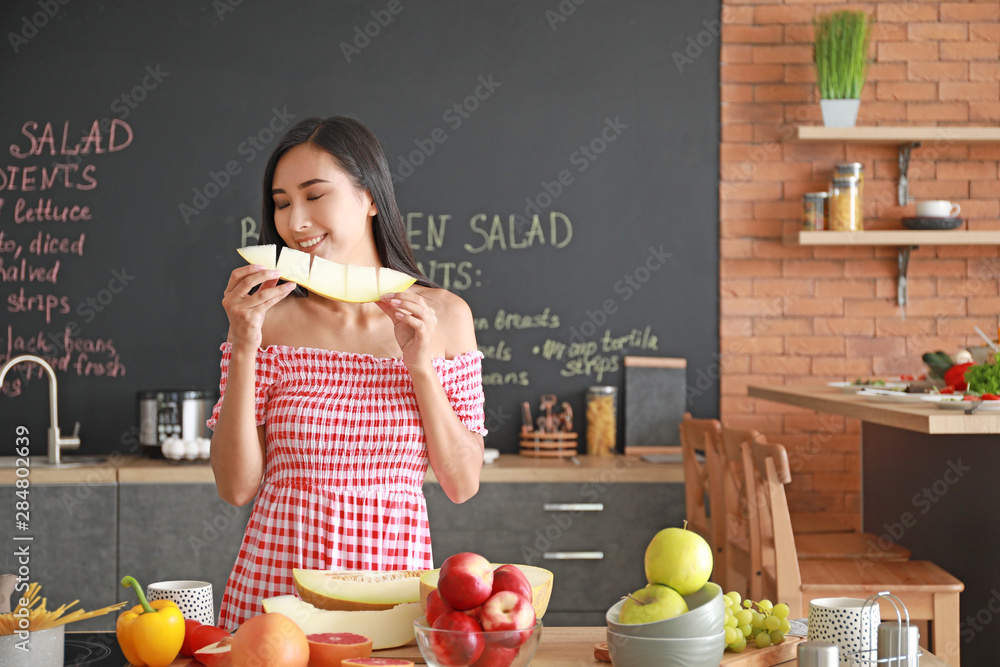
[377,291,437,371]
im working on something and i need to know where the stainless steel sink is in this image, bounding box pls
[0,455,108,469]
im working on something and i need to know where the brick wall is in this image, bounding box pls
[719,1,1000,532]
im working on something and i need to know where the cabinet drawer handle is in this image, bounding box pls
[542,503,604,512]
[543,551,604,560]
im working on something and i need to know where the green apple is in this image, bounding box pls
[644,523,713,596]
[619,584,688,624]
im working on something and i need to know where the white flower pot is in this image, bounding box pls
[820,99,861,128]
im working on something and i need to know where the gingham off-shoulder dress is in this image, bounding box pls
[206,343,487,630]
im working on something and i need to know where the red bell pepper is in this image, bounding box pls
[944,362,975,392]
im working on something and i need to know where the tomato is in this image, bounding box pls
[963,394,979,401]
[982,394,1000,401]
[939,386,955,394]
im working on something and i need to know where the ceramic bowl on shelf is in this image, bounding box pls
[413,617,541,667]
[606,582,724,639]
[902,217,962,230]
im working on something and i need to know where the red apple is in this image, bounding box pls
[194,637,233,667]
[470,642,519,667]
[189,624,231,654]
[479,591,536,648]
[489,565,532,602]
[431,611,486,666]
[438,553,494,611]
[180,618,203,657]
[426,589,453,627]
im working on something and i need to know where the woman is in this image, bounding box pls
[207,116,486,630]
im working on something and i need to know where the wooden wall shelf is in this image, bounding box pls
[796,126,1000,143]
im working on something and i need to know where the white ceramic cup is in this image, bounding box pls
[807,597,879,666]
[915,200,960,218]
[146,580,214,625]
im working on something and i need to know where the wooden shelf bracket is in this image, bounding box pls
[897,142,920,206]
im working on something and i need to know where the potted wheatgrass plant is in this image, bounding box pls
[813,10,871,127]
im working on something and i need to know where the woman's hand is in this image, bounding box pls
[377,291,438,371]
[222,265,296,351]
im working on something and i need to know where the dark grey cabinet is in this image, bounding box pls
[118,483,253,626]
[423,481,684,627]
[0,483,118,631]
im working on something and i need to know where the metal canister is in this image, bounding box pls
[877,622,920,666]
[836,162,864,228]
[829,177,861,231]
[797,640,839,667]
[803,192,829,230]
[586,386,617,456]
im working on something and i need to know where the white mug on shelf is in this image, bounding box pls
[915,200,961,218]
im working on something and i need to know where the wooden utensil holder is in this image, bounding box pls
[519,432,578,458]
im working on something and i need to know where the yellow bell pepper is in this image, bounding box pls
[116,576,185,667]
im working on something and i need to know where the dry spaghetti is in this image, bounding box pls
[0,582,126,635]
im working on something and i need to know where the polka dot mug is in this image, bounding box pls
[807,597,879,666]
[146,580,214,626]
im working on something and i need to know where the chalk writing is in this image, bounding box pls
[464,212,572,254]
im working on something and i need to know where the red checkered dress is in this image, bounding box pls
[207,343,487,630]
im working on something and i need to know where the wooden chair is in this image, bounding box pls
[718,426,912,600]
[678,413,722,584]
[749,440,963,666]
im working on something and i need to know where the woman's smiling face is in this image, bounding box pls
[271,143,378,264]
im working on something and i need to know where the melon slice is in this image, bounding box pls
[293,569,424,612]
[237,244,278,269]
[307,257,349,301]
[378,267,418,295]
[345,265,380,303]
[261,596,421,650]
[419,564,553,619]
[236,247,416,303]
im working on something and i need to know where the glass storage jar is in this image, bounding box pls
[586,386,617,456]
[802,192,829,230]
[835,162,864,228]
[829,177,861,231]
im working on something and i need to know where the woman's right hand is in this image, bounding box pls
[222,265,296,350]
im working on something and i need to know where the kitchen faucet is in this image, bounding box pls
[0,355,81,465]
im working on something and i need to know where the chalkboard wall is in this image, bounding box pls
[0,0,720,459]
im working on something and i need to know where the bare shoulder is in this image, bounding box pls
[412,285,478,358]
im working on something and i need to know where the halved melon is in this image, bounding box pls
[236,246,416,303]
[237,244,277,268]
[276,247,312,284]
[293,569,424,612]
[419,564,553,619]
[262,596,421,650]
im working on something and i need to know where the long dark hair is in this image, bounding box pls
[258,116,434,294]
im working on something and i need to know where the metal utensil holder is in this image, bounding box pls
[843,592,922,666]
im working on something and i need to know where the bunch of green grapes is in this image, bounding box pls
[722,591,792,652]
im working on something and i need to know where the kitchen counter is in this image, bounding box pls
[748,384,1000,434]
[1,453,683,485]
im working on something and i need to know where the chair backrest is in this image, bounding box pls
[718,427,766,590]
[749,439,804,616]
[678,413,721,547]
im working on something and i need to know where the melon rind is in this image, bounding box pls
[419,564,553,619]
[377,267,417,295]
[261,596,420,650]
[293,569,424,612]
[276,247,312,284]
[237,244,277,270]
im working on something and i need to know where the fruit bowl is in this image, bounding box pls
[606,627,726,667]
[606,582,724,639]
[413,617,542,667]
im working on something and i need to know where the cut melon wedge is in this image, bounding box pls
[236,246,417,303]
[276,247,312,284]
[419,564,553,619]
[261,596,421,650]
[237,244,277,269]
[308,257,348,301]
[293,569,424,612]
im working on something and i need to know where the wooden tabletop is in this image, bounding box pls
[749,383,1000,435]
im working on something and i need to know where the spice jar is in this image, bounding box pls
[829,177,861,231]
[586,386,617,456]
[835,162,864,228]
[802,192,829,231]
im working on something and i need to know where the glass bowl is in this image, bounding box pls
[413,617,542,667]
